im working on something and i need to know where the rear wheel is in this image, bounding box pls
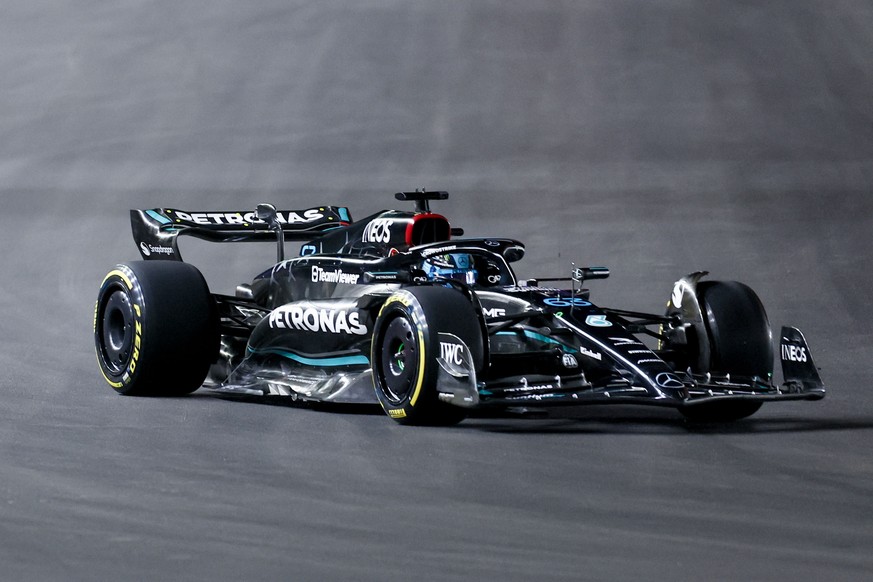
[680,281,772,422]
[94,261,218,396]
[371,286,484,425]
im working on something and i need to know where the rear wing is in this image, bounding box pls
[131,206,352,261]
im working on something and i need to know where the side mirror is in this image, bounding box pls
[256,203,284,262]
[256,203,279,226]
[572,267,610,282]
[502,245,525,263]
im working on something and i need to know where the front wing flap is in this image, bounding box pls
[468,326,825,410]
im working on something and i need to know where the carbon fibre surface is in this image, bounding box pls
[2,1,872,580]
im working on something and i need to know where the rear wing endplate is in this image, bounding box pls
[131,206,352,261]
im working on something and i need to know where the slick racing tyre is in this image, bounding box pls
[94,261,218,396]
[680,281,773,422]
[371,286,484,426]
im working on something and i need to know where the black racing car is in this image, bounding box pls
[94,191,825,425]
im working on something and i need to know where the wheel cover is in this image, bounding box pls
[378,315,418,404]
[98,285,135,375]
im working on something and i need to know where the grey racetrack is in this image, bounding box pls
[2,1,872,580]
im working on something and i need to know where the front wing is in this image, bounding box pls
[434,326,825,410]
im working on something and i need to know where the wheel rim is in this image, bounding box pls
[98,286,135,375]
[378,315,418,404]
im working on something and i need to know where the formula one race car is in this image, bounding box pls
[94,191,825,425]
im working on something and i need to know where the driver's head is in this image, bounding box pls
[452,253,472,270]
[423,252,476,284]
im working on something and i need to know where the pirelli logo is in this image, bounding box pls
[387,408,407,419]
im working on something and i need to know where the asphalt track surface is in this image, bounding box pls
[2,1,873,580]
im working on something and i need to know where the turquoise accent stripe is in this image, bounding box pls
[496,330,577,353]
[338,207,351,222]
[249,347,369,367]
[146,209,172,224]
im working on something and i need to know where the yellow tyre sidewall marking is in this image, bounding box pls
[102,268,133,290]
[408,326,426,407]
[377,291,428,411]
[96,267,140,390]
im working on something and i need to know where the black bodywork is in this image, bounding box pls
[111,191,825,422]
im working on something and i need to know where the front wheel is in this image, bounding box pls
[371,286,484,425]
[680,281,772,422]
[94,261,218,396]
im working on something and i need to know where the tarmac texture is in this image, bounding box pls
[2,1,872,580]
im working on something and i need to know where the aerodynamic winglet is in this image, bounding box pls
[780,326,825,395]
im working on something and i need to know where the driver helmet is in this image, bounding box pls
[423,252,478,285]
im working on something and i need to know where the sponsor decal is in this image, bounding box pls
[578,347,602,361]
[126,303,142,380]
[420,244,458,257]
[609,337,645,346]
[300,244,317,256]
[268,305,367,335]
[781,344,808,363]
[482,307,507,318]
[714,380,750,388]
[440,341,465,366]
[656,372,685,388]
[544,297,592,308]
[98,269,143,388]
[171,209,324,225]
[636,358,663,364]
[362,218,394,243]
[311,266,360,285]
[505,285,560,292]
[562,353,579,368]
[367,272,400,282]
[484,239,500,247]
[486,273,501,285]
[585,315,612,327]
[387,408,407,419]
[383,293,414,310]
[139,242,173,257]
[503,382,555,393]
